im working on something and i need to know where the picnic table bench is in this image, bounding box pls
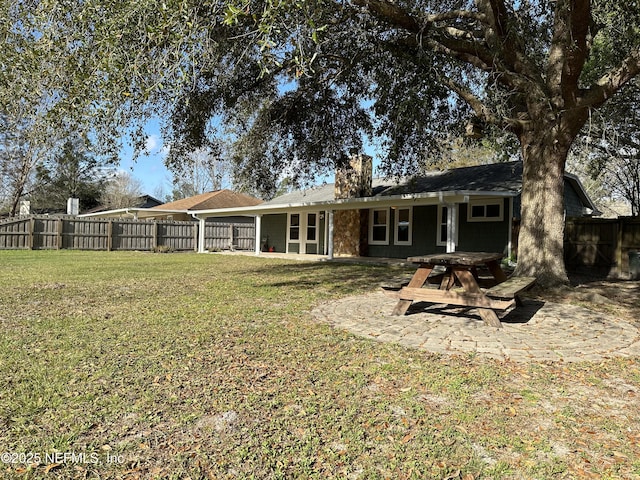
[382,252,536,328]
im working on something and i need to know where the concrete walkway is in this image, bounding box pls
[312,291,640,362]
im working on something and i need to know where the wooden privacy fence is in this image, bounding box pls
[0,215,255,252]
[564,217,640,277]
[204,222,255,251]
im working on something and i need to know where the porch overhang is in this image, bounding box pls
[188,189,519,218]
[188,190,518,257]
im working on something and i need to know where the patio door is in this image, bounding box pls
[287,212,319,254]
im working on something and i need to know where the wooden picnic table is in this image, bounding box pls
[382,252,535,328]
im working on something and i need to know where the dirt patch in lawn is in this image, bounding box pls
[533,273,640,326]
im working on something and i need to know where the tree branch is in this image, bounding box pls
[444,78,498,123]
[424,10,487,24]
[351,0,420,32]
[474,0,542,88]
[546,0,591,107]
[579,47,640,108]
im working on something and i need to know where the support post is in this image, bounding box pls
[446,203,457,253]
[327,210,334,259]
[255,215,262,255]
[198,217,206,253]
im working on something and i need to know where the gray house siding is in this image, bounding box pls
[512,180,588,219]
[262,213,287,252]
[564,182,586,217]
[456,201,511,254]
[367,205,441,258]
[368,200,511,259]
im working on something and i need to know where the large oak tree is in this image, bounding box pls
[4,0,640,286]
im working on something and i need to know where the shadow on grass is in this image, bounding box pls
[249,260,410,296]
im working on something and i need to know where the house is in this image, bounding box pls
[79,189,262,221]
[187,156,600,259]
[80,194,164,217]
[147,190,263,222]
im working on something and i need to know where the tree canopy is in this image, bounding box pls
[3,0,640,285]
[574,77,640,216]
[29,139,112,213]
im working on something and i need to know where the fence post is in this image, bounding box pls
[153,221,158,250]
[29,217,35,250]
[107,220,113,251]
[56,218,63,249]
[616,218,623,277]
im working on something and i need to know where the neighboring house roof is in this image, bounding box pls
[189,161,600,218]
[79,189,263,219]
[153,189,263,211]
[137,195,165,209]
[81,194,164,215]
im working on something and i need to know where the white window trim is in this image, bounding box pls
[436,205,459,247]
[287,213,301,245]
[305,212,319,245]
[394,206,413,246]
[287,212,319,252]
[467,200,504,222]
[369,207,390,245]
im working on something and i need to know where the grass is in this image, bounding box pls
[0,250,639,479]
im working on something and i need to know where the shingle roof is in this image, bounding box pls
[153,189,263,211]
[375,161,523,196]
[264,161,524,205]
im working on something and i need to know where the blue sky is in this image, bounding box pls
[117,118,381,200]
[118,119,173,199]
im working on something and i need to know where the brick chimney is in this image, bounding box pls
[333,154,372,256]
[335,154,373,199]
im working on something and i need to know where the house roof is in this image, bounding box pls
[263,161,524,206]
[153,189,263,210]
[188,161,600,218]
[81,194,164,215]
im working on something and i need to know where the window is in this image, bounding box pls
[468,200,503,222]
[289,213,300,241]
[369,208,389,245]
[306,213,317,241]
[287,212,318,253]
[394,207,412,245]
[436,205,459,247]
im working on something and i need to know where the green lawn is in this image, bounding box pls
[0,251,639,479]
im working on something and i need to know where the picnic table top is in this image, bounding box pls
[407,251,504,267]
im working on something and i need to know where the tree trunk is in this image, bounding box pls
[514,126,572,287]
[9,155,33,217]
